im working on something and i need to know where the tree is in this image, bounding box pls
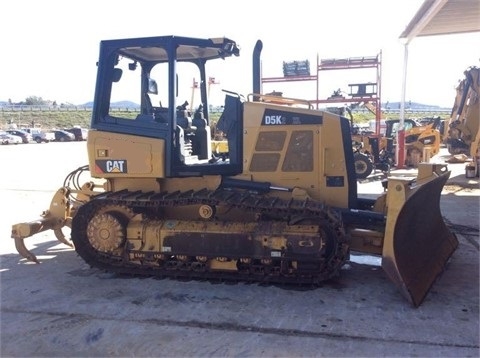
[25,96,47,105]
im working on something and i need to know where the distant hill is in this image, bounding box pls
[80,101,139,109]
[382,102,450,111]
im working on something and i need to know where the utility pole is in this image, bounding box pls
[190,78,199,112]
[208,77,220,103]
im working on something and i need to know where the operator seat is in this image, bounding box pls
[191,104,210,160]
[176,102,197,134]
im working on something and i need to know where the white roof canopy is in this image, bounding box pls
[399,0,480,43]
[395,0,479,168]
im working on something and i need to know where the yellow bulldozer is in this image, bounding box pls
[11,36,457,307]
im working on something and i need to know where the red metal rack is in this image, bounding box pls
[261,52,383,134]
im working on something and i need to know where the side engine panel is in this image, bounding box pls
[241,102,356,208]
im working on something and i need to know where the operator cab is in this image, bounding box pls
[91,35,242,177]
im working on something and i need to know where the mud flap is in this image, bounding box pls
[382,171,458,307]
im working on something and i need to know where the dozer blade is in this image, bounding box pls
[382,169,458,307]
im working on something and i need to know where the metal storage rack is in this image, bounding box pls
[261,52,383,134]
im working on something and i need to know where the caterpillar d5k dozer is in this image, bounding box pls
[11,36,458,307]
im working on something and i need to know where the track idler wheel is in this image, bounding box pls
[87,212,126,253]
[71,203,135,266]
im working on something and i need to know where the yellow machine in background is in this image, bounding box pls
[385,118,441,167]
[11,36,457,307]
[338,106,441,179]
[444,66,480,174]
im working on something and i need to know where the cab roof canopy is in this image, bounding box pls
[108,36,240,63]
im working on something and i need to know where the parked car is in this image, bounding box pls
[53,130,75,142]
[5,129,32,143]
[24,128,55,143]
[64,127,88,141]
[0,131,22,145]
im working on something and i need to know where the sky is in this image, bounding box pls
[1,0,479,108]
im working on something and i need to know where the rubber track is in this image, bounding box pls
[71,188,350,286]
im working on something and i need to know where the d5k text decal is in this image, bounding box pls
[262,109,323,126]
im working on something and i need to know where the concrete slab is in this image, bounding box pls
[1,143,478,357]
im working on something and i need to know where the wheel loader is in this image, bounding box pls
[11,35,458,307]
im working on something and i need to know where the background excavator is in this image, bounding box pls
[444,66,480,175]
[11,35,457,307]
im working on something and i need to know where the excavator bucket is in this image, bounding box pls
[381,165,458,307]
